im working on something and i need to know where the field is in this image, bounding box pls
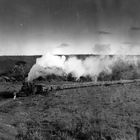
[0,82,140,139]
[0,55,140,140]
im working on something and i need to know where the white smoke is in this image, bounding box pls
[28,52,140,82]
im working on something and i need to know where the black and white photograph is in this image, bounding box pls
[0,0,140,139]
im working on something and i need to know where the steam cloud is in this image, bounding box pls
[28,52,140,82]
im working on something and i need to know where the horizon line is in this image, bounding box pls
[0,54,140,56]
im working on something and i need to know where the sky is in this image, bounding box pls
[1,0,140,55]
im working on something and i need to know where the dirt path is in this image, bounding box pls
[0,99,18,140]
[0,99,13,107]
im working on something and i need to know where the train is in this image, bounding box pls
[17,79,140,97]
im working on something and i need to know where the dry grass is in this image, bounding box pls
[0,82,140,139]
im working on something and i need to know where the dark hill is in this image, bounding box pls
[0,55,41,75]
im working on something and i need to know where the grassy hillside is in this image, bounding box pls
[0,82,140,139]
